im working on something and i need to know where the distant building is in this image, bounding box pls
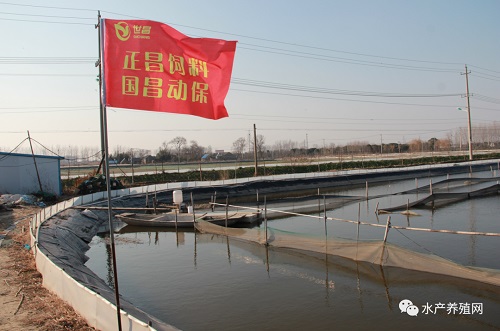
[0,152,64,195]
[200,152,237,162]
[142,155,156,164]
[201,153,211,162]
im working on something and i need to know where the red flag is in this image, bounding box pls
[102,19,236,120]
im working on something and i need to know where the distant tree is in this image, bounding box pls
[156,142,172,162]
[169,136,187,172]
[409,139,423,153]
[428,137,438,151]
[232,137,246,159]
[253,134,266,159]
[187,140,204,161]
[435,138,451,151]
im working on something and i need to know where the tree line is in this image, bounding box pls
[8,122,500,165]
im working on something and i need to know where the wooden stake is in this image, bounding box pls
[27,131,43,194]
[323,196,327,237]
[225,196,229,228]
[356,203,361,241]
[191,192,196,230]
[264,196,268,246]
[383,216,391,243]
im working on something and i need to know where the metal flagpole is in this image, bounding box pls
[97,12,105,172]
[97,13,122,331]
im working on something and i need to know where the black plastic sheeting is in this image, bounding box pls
[37,209,176,331]
[130,162,498,205]
[36,161,498,330]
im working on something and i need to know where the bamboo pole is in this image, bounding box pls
[174,209,178,231]
[225,196,229,228]
[323,196,328,237]
[356,203,361,241]
[264,196,268,246]
[383,216,391,243]
[191,192,196,231]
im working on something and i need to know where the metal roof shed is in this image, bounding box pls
[0,152,64,195]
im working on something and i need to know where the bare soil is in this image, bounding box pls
[0,206,95,331]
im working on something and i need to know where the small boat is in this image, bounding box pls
[115,211,247,228]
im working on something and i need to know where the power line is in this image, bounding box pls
[474,94,500,105]
[0,138,28,160]
[0,73,94,77]
[230,113,465,122]
[0,106,96,114]
[0,1,96,12]
[229,116,464,126]
[468,64,500,75]
[238,45,461,73]
[0,6,497,76]
[0,2,496,75]
[0,57,95,64]
[131,17,465,67]
[0,10,94,20]
[0,17,93,25]
[231,88,463,107]
[232,78,462,98]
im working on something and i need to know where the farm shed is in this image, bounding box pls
[0,151,64,195]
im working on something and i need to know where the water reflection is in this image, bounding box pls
[86,172,500,330]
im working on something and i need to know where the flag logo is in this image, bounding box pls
[114,22,130,41]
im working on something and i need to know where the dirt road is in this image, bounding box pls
[0,206,94,331]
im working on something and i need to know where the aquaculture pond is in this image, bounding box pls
[85,171,500,330]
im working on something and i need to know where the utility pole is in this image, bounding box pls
[462,64,473,160]
[253,124,258,176]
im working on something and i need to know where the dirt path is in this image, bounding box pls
[0,206,95,331]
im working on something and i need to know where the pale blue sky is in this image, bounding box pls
[1,0,499,156]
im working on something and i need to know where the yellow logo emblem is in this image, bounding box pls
[114,22,130,41]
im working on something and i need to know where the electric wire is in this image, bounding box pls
[0,138,28,160]
[238,45,461,73]
[0,3,497,150]
[0,3,496,75]
[0,1,96,12]
[0,17,93,25]
[0,10,95,20]
[231,88,464,107]
[232,78,462,98]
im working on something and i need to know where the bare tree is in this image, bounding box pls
[187,140,204,161]
[254,134,266,159]
[156,141,172,165]
[408,139,423,153]
[169,136,187,172]
[232,137,246,159]
[272,139,298,158]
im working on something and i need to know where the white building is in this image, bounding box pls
[0,152,64,195]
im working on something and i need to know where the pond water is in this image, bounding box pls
[85,171,500,330]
